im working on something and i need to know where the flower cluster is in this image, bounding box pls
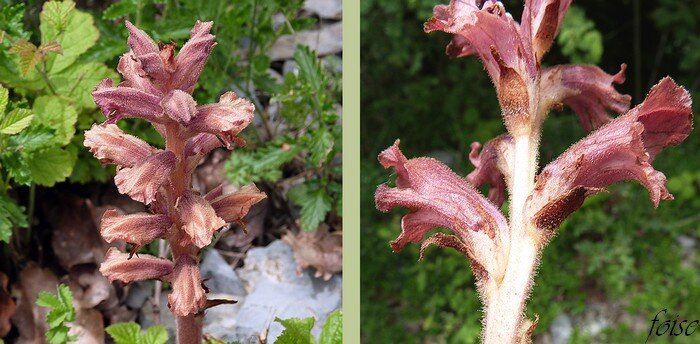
[85,21,266,320]
[376,0,693,341]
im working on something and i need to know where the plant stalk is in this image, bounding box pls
[176,314,203,344]
[482,132,540,343]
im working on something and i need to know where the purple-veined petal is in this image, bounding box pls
[375,140,508,280]
[168,254,206,316]
[521,0,572,61]
[188,91,254,135]
[177,190,226,248]
[84,124,157,167]
[100,209,171,246]
[100,247,173,283]
[541,64,632,131]
[162,89,197,124]
[92,79,164,123]
[467,134,513,207]
[526,77,692,237]
[114,151,176,205]
[208,184,267,224]
[171,21,216,93]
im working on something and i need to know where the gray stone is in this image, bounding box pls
[140,294,176,344]
[125,281,152,309]
[550,313,572,344]
[304,0,342,19]
[200,249,247,297]
[204,240,342,342]
[268,22,342,61]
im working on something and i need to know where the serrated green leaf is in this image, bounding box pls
[36,291,62,309]
[32,96,77,145]
[57,284,74,320]
[26,146,76,186]
[106,322,141,344]
[1,151,32,185]
[0,108,33,134]
[8,124,56,152]
[0,218,11,243]
[308,127,334,167]
[103,0,139,20]
[41,0,98,74]
[0,85,8,114]
[52,62,117,110]
[275,316,316,344]
[142,325,168,344]
[294,45,322,93]
[8,40,41,76]
[318,310,342,344]
[288,183,332,232]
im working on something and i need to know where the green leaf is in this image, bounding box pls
[26,146,76,186]
[0,85,8,114]
[8,124,56,152]
[41,0,99,74]
[106,322,169,344]
[142,325,168,344]
[226,140,302,185]
[36,284,76,344]
[103,0,139,20]
[0,195,28,243]
[275,316,316,344]
[308,127,334,167]
[32,96,78,145]
[0,108,33,134]
[106,322,141,344]
[288,182,332,232]
[319,310,342,344]
[51,62,117,110]
[294,45,323,93]
[8,40,41,76]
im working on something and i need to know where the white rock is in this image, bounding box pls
[304,0,342,19]
[267,22,342,61]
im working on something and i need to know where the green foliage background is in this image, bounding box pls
[360,0,700,343]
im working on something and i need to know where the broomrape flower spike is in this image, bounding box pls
[376,1,693,343]
[85,21,266,344]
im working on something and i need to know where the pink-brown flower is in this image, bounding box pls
[375,140,508,281]
[177,191,226,248]
[114,150,176,205]
[467,134,513,207]
[526,77,693,238]
[207,184,267,224]
[168,255,207,317]
[100,247,173,284]
[84,124,157,167]
[100,209,172,246]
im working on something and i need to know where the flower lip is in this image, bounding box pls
[100,247,173,284]
[84,123,157,168]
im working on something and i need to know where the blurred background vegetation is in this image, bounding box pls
[360,0,700,343]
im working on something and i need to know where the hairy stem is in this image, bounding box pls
[483,131,540,343]
[176,314,203,344]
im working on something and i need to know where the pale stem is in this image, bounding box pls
[483,132,540,343]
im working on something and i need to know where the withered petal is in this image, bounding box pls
[521,0,572,61]
[100,209,171,246]
[114,150,176,205]
[84,124,157,167]
[100,247,173,283]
